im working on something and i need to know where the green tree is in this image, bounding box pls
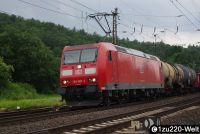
[0,27,59,92]
[0,57,13,87]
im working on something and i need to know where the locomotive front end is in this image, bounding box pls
[60,45,102,106]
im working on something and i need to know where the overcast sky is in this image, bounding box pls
[0,0,200,46]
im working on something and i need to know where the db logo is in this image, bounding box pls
[75,69,82,75]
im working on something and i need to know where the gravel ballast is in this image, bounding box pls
[162,106,200,125]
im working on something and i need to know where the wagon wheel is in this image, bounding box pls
[103,90,111,106]
[105,97,111,106]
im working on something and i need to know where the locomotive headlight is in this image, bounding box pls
[63,80,69,84]
[92,78,96,82]
[63,80,67,84]
[88,78,96,83]
[77,65,82,69]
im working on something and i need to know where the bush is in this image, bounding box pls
[0,83,38,100]
[0,57,13,87]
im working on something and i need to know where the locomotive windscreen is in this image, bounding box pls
[64,48,98,64]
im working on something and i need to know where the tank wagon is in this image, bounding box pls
[161,62,197,93]
[59,42,198,106]
[195,73,200,89]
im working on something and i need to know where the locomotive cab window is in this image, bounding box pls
[81,48,98,62]
[108,50,112,61]
[64,50,81,64]
[63,48,98,64]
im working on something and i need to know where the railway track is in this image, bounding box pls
[28,94,200,134]
[0,105,98,125]
[0,93,199,126]
[0,97,163,125]
[0,93,197,126]
[0,106,67,118]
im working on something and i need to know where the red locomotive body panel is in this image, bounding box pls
[105,45,164,90]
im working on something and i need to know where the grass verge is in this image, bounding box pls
[0,94,62,110]
[0,83,63,110]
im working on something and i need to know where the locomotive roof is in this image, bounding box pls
[114,45,160,61]
[63,42,115,50]
[63,42,160,61]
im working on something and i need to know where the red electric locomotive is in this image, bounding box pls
[59,42,164,106]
